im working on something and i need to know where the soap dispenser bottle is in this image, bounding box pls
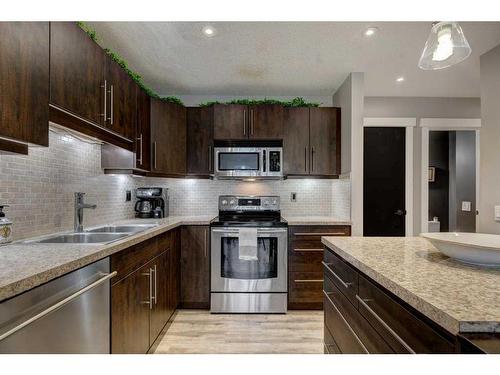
[0,205,13,244]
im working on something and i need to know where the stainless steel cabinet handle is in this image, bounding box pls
[153,265,157,305]
[204,228,208,258]
[108,85,114,124]
[243,109,247,136]
[153,142,157,170]
[294,232,346,236]
[294,279,323,283]
[355,295,415,353]
[304,147,307,172]
[137,134,143,165]
[322,261,352,289]
[311,146,315,172]
[208,146,212,172]
[250,109,254,135]
[323,291,369,354]
[148,268,153,309]
[0,271,117,342]
[100,80,107,122]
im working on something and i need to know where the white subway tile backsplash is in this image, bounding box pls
[0,129,351,241]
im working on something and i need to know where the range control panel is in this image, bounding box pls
[218,195,280,211]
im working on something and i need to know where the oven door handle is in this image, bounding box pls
[211,228,288,234]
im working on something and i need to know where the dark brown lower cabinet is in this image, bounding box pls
[323,247,458,354]
[288,225,351,310]
[111,230,179,354]
[180,225,210,308]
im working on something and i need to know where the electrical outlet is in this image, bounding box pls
[461,201,471,212]
[290,192,297,202]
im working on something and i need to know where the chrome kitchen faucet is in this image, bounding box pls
[74,192,97,232]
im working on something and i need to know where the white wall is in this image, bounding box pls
[364,96,481,235]
[332,73,365,235]
[479,44,500,234]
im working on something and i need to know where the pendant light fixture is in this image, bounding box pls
[418,22,471,70]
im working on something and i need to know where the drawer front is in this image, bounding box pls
[289,247,323,272]
[157,230,171,252]
[323,249,358,306]
[111,237,159,284]
[288,271,323,309]
[290,225,351,243]
[324,276,393,354]
[358,275,455,354]
[324,325,341,354]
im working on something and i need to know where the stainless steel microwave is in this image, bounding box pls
[214,147,283,179]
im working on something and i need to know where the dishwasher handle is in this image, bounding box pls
[0,271,117,342]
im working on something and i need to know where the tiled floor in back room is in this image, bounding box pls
[154,310,324,354]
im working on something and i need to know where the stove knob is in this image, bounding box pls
[272,199,277,205]
[221,199,228,205]
[229,200,236,205]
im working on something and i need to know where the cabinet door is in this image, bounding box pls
[150,250,171,346]
[248,104,283,139]
[309,107,341,176]
[169,228,181,312]
[50,22,105,126]
[213,104,248,140]
[0,22,49,147]
[105,58,136,140]
[136,88,151,171]
[283,107,310,175]
[187,107,214,175]
[150,99,186,175]
[111,263,151,354]
[180,226,210,308]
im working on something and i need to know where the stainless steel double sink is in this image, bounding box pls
[25,224,159,244]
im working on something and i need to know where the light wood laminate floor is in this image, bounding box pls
[154,310,324,354]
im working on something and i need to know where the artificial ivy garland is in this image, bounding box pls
[199,97,320,107]
[77,22,183,106]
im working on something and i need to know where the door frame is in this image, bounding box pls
[363,117,416,236]
[420,118,481,234]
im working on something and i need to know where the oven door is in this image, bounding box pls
[211,227,287,293]
[214,147,263,178]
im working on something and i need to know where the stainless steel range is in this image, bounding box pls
[210,195,288,313]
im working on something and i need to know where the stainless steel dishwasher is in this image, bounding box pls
[0,258,115,353]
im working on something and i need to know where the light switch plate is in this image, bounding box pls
[461,201,471,212]
[290,192,297,202]
[495,206,500,222]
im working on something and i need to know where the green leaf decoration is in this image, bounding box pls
[77,22,184,106]
[199,97,320,107]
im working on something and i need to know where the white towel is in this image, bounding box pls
[238,228,258,261]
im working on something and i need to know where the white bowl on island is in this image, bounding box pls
[421,232,500,267]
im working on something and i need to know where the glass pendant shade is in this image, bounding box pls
[418,22,472,70]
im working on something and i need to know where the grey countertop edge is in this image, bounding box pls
[321,237,466,335]
[0,217,212,302]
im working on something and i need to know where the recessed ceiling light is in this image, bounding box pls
[396,76,405,83]
[202,26,216,37]
[364,27,379,37]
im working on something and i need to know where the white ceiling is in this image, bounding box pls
[88,22,500,98]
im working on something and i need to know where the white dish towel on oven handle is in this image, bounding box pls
[238,228,258,261]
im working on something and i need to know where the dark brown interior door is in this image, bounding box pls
[249,104,284,139]
[106,58,136,140]
[363,127,406,236]
[0,22,49,146]
[180,226,210,308]
[150,251,170,346]
[187,107,214,175]
[309,107,340,176]
[283,107,310,175]
[111,264,151,354]
[50,22,105,126]
[213,104,248,140]
[136,89,151,171]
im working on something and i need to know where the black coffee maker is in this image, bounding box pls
[134,187,168,218]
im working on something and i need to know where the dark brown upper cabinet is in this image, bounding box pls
[187,107,214,176]
[150,98,186,176]
[105,58,137,141]
[50,22,106,127]
[213,104,283,140]
[0,22,49,152]
[283,107,341,177]
[135,88,151,171]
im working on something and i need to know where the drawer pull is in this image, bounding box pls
[294,248,323,252]
[322,261,352,289]
[294,232,346,236]
[294,279,323,283]
[355,295,416,354]
[323,291,368,354]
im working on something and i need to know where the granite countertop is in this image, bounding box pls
[283,216,352,225]
[0,216,214,302]
[321,236,500,335]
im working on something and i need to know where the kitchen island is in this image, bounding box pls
[321,236,500,354]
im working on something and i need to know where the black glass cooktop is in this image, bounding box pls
[210,213,288,227]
